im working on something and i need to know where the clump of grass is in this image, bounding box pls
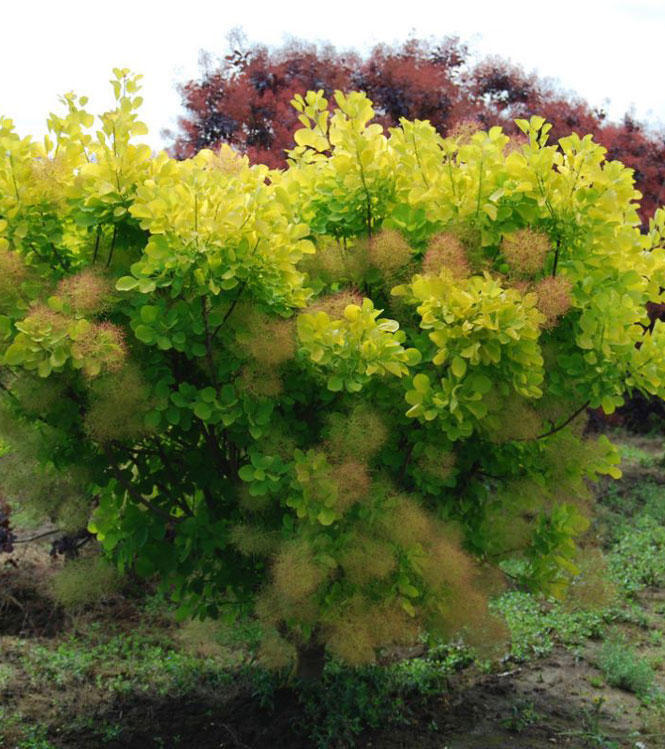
[50,557,121,609]
[0,663,14,691]
[618,443,661,469]
[596,634,655,698]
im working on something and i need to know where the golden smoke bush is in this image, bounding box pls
[419,532,476,593]
[23,304,69,337]
[565,549,618,610]
[335,460,372,511]
[542,431,592,487]
[0,248,27,306]
[257,629,296,670]
[212,143,248,175]
[56,493,91,532]
[501,228,550,276]
[534,276,573,328]
[230,524,277,556]
[255,582,321,628]
[57,269,114,316]
[253,587,282,627]
[236,311,296,367]
[504,133,529,154]
[367,229,412,279]
[325,616,376,665]
[447,120,481,144]
[485,395,542,442]
[310,289,364,319]
[299,237,368,285]
[429,589,507,655]
[325,403,389,461]
[324,596,418,665]
[371,600,420,645]
[84,365,151,442]
[235,363,283,399]
[422,233,470,279]
[238,484,272,514]
[379,496,436,548]
[484,511,533,558]
[51,557,121,609]
[72,322,126,374]
[271,539,327,604]
[12,375,63,418]
[416,445,457,482]
[253,426,296,462]
[340,534,396,585]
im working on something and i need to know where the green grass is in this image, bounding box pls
[492,591,610,660]
[20,624,235,697]
[618,443,663,469]
[596,634,656,698]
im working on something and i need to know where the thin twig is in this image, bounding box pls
[13,529,61,544]
[513,400,590,443]
[106,225,117,268]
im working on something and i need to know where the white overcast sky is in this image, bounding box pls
[3,0,664,151]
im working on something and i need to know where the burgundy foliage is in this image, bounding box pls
[0,499,14,554]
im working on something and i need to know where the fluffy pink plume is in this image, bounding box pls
[501,229,550,276]
[534,276,573,328]
[422,233,470,278]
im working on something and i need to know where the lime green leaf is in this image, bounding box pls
[116,276,139,291]
[238,465,255,482]
[451,356,467,378]
[134,325,155,344]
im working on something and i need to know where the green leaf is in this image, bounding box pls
[116,276,139,291]
[413,373,430,393]
[166,407,181,425]
[317,507,337,526]
[400,598,416,617]
[327,375,344,392]
[469,374,492,394]
[134,325,155,344]
[193,402,212,420]
[238,465,255,482]
[144,410,161,429]
[200,387,217,403]
[451,356,467,378]
[4,343,25,366]
[140,305,160,323]
[138,278,157,294]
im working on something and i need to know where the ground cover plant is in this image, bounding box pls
[2,71,665,685]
